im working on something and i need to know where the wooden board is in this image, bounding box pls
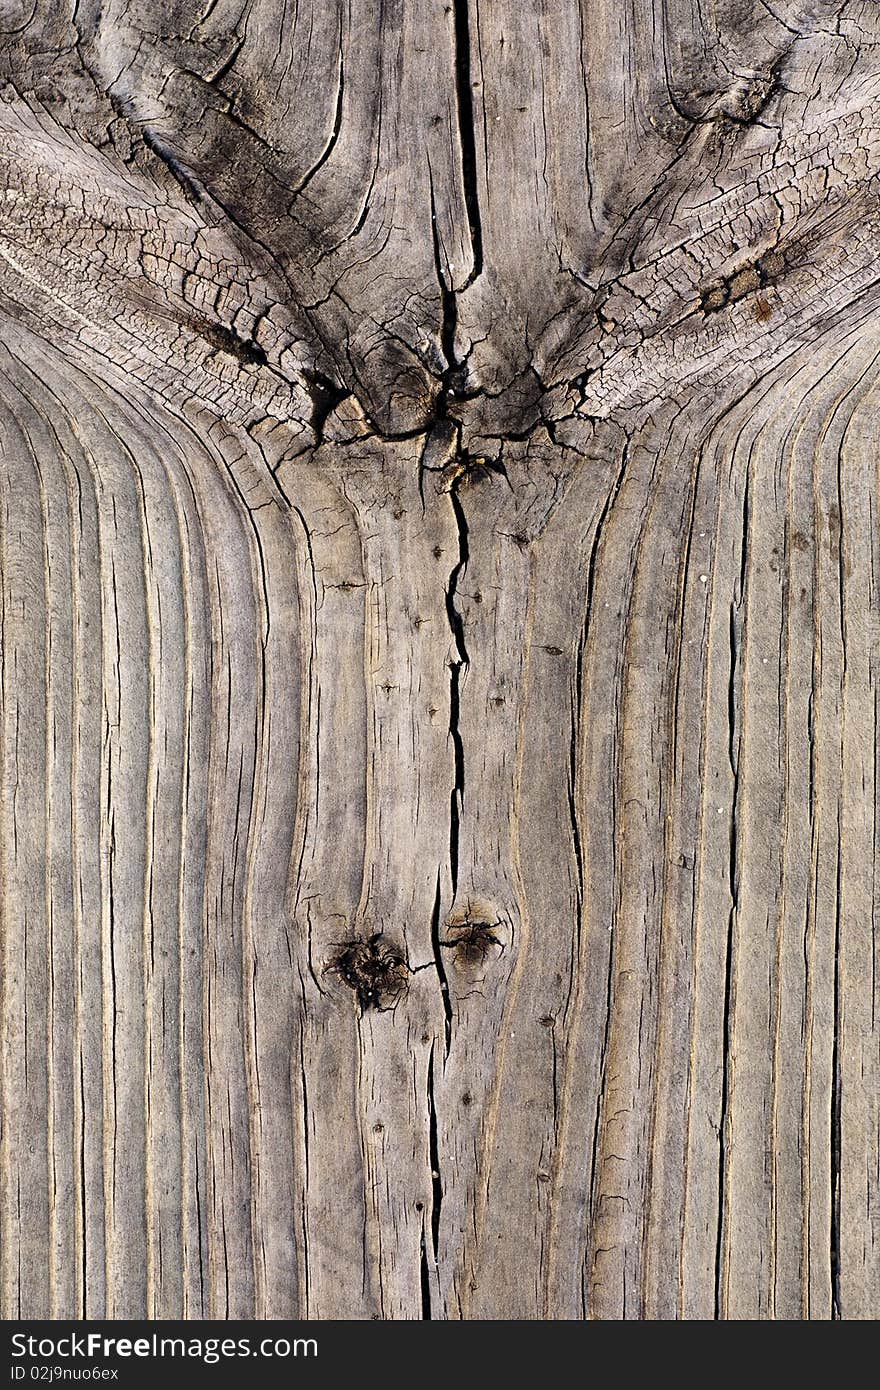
[0,0,878,1319]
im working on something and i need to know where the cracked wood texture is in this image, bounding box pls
[0,0,878,1322]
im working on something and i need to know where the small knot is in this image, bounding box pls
[442,917,505,968]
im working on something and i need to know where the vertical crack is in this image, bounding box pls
[445,472,469,898]
[427,1044,443,1269]
[831,827,842,1320]
[430,871,453,1054]
[429,2,484,404]
[451,0,483,283]
[715,636,740,1318]
[429,176,467,396]
[422,177,472,1319]
[423,107,478,1314]
[714,898,735,1320]
[419,1230,432,1320]
[716,481,748,1319]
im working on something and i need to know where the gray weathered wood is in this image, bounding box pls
[1,0,878,1319]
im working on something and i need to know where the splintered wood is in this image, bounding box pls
[0,0,878,1320]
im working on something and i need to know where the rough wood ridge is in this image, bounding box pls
[0,0,878,1320]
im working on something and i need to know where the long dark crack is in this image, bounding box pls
[426,1044,443,1306]
[429,176,468,400]
[716,481,748,1318]
[451,0,483,283]
[409,62,484,1315]
[430,871,453,1053]
[831,830,842,1320]
[445,470,470,899]
[427,173,473,901]
[432,171,472,906]
[419,1231,432,1319]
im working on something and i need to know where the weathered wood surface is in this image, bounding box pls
[0,0,878,1320]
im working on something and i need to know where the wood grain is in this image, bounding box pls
[0,0,878,1319]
